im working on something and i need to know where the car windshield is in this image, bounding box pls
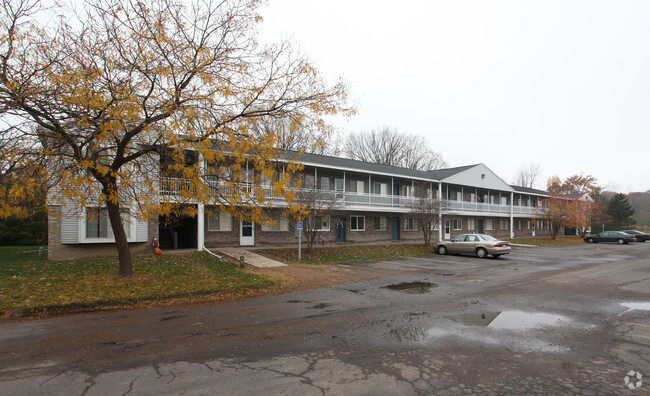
[478,234,498,241]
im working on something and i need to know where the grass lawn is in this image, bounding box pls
[258,243,435,264]
[0,246,276,318]
[259,237,586,264]
[511,236,585,246]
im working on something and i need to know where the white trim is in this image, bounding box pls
[350,215,365,231]
[80,207,137,244]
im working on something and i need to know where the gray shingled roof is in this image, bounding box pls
[284,150,440,181]
[284,150,552,196]
[510,185,549,196]
[426,164,479,180]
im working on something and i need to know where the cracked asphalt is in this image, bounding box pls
[0,242,649,395]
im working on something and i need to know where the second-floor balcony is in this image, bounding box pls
[159,177,542,216]
[445,200,541,216]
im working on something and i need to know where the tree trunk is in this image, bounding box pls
[103,185,133,277]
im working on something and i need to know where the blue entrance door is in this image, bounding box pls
[478,219,484,234]
[335,217,346,242]
[391,217,400,240]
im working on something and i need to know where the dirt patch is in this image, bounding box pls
[247,262,393,295]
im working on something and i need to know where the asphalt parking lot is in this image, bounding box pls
[1,243,649,395]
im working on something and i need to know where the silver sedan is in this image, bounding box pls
[434,233,511,258]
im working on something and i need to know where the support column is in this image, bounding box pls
[510,192,514,239]
[438,182,443,241]
[197,203,204,251]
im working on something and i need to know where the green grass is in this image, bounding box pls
[0,246,276,318]
[258,243,435,264]
[510,236,585,246]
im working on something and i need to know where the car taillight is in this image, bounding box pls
[495,243,509,247]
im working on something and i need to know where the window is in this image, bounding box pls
[373,182,388,195]
[456,191,461,201]
[467,219,476,231]
[374,216,387,231]
[453,219,462,230]
[262,214,289,231]
[86,207,130,239]
[334,178,344,191]
[314,215,330,231]
[356,180,365,194]
[320,177,330,190]
[208,212,232,231]
[501,196,507,205]
[401,185,412,197]
[350,216,365,231]
[537,220,543,229]
[500,219,508,230]
[485,219,495,230]
[404,218,418,231]
[527,221,531,230]
[517,220,522,231]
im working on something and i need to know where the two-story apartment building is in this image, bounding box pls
[47,150,553,260]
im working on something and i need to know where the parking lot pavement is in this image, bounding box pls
[1,243,649,395]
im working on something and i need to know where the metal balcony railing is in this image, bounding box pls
[159,177,542,215]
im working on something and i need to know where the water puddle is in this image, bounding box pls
[487,311,569,330]
[310,303,334,309]
[621,302,650,311]
[384,281,437,294]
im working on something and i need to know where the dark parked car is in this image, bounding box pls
[622,230,650,242]
[584,231,636,244]
[434,233,511,258]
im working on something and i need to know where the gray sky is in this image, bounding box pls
[259,0,650,193]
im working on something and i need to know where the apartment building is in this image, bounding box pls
[47,150,553,260]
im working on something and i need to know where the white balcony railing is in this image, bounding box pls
[159,177,543,215]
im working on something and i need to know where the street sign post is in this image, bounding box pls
[297,221,303,260]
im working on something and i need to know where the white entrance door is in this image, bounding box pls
[240,221,254,246]
[444,220,451,239]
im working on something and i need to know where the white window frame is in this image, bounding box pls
[403,218,418,231]
[350,215,365,231]
[467,218,476,231]
[82,207,135,243]
[500,219,508,230]
[453,219,462,230]
[208,212,232,232]
[262,214,289,232]
[374,216,387,231]
[313,215,330,231]
[485,219,495,230]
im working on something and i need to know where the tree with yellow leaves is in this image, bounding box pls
[0,0,352,276]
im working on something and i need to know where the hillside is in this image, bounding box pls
[627,191,650,228]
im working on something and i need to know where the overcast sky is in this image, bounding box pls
[259,0,650,193]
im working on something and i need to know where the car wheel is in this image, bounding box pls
[437,245,447,255]
[617,238,625,245]
[492,254,501,259]
[476,248,488,258]
[587,237,594,243]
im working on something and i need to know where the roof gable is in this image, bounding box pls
[439,164,514,192]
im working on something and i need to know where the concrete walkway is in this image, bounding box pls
[215,247,288,268]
